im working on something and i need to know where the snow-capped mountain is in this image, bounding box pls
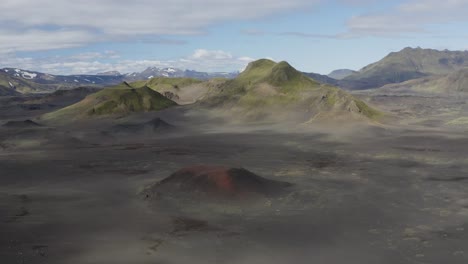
[124,67,238,81]
[96,71,122,76]
[0,66,238,94]
[1,68,124,86]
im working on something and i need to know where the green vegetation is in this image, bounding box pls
[43,83,177,121]
[125,77,203,94]
[0,85,20,96]
[201,59,382,121]
[146,77,202,90]
[87,86,176,115]
[447,117,468,126]
[355,99,382,119]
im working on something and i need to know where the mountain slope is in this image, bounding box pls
[0,67,238,94]
[302,72,339,86]
[42,82,177,121]
[136,77,225,105]
[377,68,468,94]
[328,69,356,80]
[0,84,20,96]
[343,47,468,90]
[200,59,381,122]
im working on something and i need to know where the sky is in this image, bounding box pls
[1,0,468,75]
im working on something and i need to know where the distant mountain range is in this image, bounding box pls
[123,67,238,81]
[43,59,381,123]
[3,47,468,95]
[302,72,339,86]
[0,68,125,93]
[327,69,356,80]
[342,47,468,90]
[0,67,239,94]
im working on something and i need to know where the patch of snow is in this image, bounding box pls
[84,79,91,82]
[162,73,169,77]
[14,73,19,77]
[166,68,176,73]
[148,75,154,79]
[21,71,37,79]
[8,82,14,88]
[74,79,79,83]
[92,81,95,84]
[4,69,8,72]
[14,69,20,73]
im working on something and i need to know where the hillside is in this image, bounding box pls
[130,77,227,105]
[302,72,339,86]
[42,82,177,121]
[199,59,381,122]
[328,69,356,80]
[0,71,53,94]
[342,47,468,90]
[0,84,20,96]
[376,68,468,94]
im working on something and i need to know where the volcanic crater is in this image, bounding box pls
[144,165,292,201]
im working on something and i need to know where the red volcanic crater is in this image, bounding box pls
[146,165,292,200]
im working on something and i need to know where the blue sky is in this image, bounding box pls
[1,0,468,75]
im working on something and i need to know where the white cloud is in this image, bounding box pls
[0,49,256,75]
[0,0,318,53]
[346,0,468,37]
[0,29,96,54]
[190,49,233,60]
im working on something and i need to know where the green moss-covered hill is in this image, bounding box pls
[200,59,382,122]
[131,77,223,105]
[42,82,177,121]
[135,77,202,90]
[342,47,468,90]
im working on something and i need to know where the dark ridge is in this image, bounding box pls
[427,176,468,182]
[2,119,42,128]
[123,81,132,88]
[113,117,174,133]
[51,87,100,96]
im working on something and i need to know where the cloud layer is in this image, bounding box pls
[1,49,254,75]
[347,0,468,37]
[0,0,316,53]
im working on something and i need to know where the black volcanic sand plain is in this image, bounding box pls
[1,91,468,264]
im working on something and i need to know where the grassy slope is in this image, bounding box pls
[142,77,203,91]
[343,47,468,89]
[42,83,177,121]
[131,77,226,104]
[202,59,382,121]
[0,85,20,96]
